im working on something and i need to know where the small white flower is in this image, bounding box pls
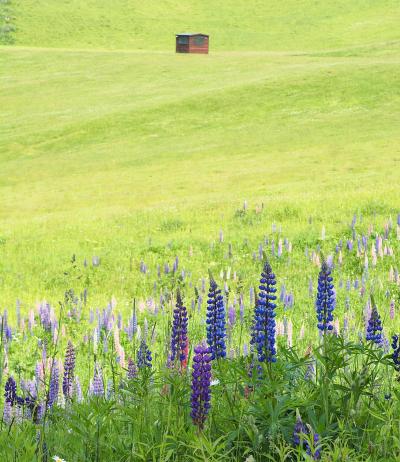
[210,379,220,386]
[52,456,66,462]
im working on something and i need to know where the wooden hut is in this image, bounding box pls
[175,33,209,54]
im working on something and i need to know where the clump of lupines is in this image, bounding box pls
[62,341,75,399]
[250,260,277,363]
[169,289,189,370]
[293,415,321,460]
[190,343,212,430]
[316,260,335,331]
[137,339,152,368]
[392,335,400,372]
[366,298,383,345]
[206,275,227,360]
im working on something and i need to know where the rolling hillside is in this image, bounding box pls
[5,0,400,51]
[0,1,400,303]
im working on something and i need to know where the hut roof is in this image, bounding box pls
[176,32,208,37]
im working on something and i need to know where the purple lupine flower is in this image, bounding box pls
[92,363,104,396]
[137,339,152,368]
[170,290,189,369]
[47,360,59,408]
[206,275,227,360]
[366,298,383,345]
[62,341,75,399]
[228,305,236,327]
[3,401,12,424]
[305,360,315,381]
[39,303,51,331]
[316,261,335,332]
[127,358,138,380]
[190,343,212,430]
[390,301,395,320]
[293,415,306,447]
[391,335,400,372]
[250,260,277,363]
[4,376,17,406]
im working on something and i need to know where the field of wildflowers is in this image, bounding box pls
[2,207,400,461]
[1,1,400,460]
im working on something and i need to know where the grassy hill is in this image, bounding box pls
[0,1,400,304]
[7,0,400,51]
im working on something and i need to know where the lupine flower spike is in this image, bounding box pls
[92,363,104,396]
[127,358,138,380]
[251,260,278,363]
[316,260,335,332]
[137,339,152,368]
[190,342,212,430]
[206,274,227,360]
[170,289,189,371]
[366,296,383,345]
[62,341,75,400]
[392,335,400,375]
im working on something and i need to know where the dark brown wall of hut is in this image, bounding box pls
[176,43,190,53]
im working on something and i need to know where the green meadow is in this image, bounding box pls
[1,0,400,306]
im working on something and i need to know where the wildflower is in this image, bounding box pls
[3,401,12,424]
[366,298,383,345]
[92,363,104,396]
[206,275,227,360]
[4,376,17,405]
[48,361,59,408]
[62,341,75,399]
[190,343,212,430]
[127,357,138,379]
[137,339,152,368]
[315,261,335,331]
[391,335,400,372]
[250,260,277,363]
[169,289,189,369]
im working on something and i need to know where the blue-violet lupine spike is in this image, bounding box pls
[47,360,59,408]
[392,335,400,371]
[170,289,189,367]
[190,343,212,430]
[4,376,17,406]
[250,260,278,363]
[315,260,335,331]
[366,298,383,345]
[137,339,152,368]
[206,275,227,360]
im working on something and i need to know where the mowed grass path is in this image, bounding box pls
[1,1,400,305]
